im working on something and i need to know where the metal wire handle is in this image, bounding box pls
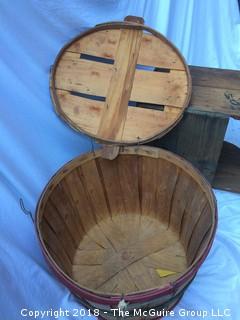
[19,198,34,223]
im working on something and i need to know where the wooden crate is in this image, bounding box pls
[149,65,240,193]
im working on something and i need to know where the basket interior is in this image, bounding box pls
[38,151,214,295]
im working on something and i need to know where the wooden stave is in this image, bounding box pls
[35,146,217,309]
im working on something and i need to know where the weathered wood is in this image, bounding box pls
[56,89,180,142]
[147,66,239,189]
[213,141,240,193]
[189,65,240,118]
[150,110,229,182]
[190,65,240,90]
[55,54,187,107]
[67,29,186,70]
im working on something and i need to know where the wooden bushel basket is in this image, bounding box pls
[36,16,217,319]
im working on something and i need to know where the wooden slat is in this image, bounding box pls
[60,166,116,252]
[190,85,240,117]
[49,185,83,248]
[116,155,141,215]
[141,157,180,223]
[158,161,179,225]
[132,69,188,107]
[138,33,185,70]
[78,161,110,222]
[67,30,185,70]
[56,89,181,142]
[64,169,97,231]
[95,158,126,216]
[115,155,141,243]
[41,219,72,274]
[64,168,120,251]
[187,205,212,264]
[44,201,76,261]
[55,52,112,97]
[169,172,197,234]
[51,90,100,138]
[141,157,159,217]
[180,190,208,249]
[67,29,120,60]
[55,52,188,107]
[91,159,131,250]
[96,28,143,140]
[151,111,229,183]
[56,89,102,135]
[190,65,240,90]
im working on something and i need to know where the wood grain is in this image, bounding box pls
[55,54,187,107]
[189,65,240,118]
[37,148,216,297]
[56,89,181,142]
[51,22,190,144]
[97,28,142,140]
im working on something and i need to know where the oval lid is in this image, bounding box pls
[50,16,191,145]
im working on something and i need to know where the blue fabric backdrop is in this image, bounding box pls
[0,1,240,319]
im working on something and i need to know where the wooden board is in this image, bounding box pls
[150,110,229,182]
[189,65,240,118]
[56,89,179,141]
[97,28,142,140]
[55,54,187,107]
[50,18,191,144]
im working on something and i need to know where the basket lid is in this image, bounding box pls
[50,16,191,145]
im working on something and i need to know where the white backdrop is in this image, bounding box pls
[0,1,240,319]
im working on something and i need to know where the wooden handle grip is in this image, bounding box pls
[101,145,120,160]
[124,16,144,25]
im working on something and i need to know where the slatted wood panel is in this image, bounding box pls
[37,147,216,297]
[51,20,191,144]
[189,66,240,117]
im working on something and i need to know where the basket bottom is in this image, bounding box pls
[72,214,187,295]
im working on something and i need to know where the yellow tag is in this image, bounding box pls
[156,268,177,278]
